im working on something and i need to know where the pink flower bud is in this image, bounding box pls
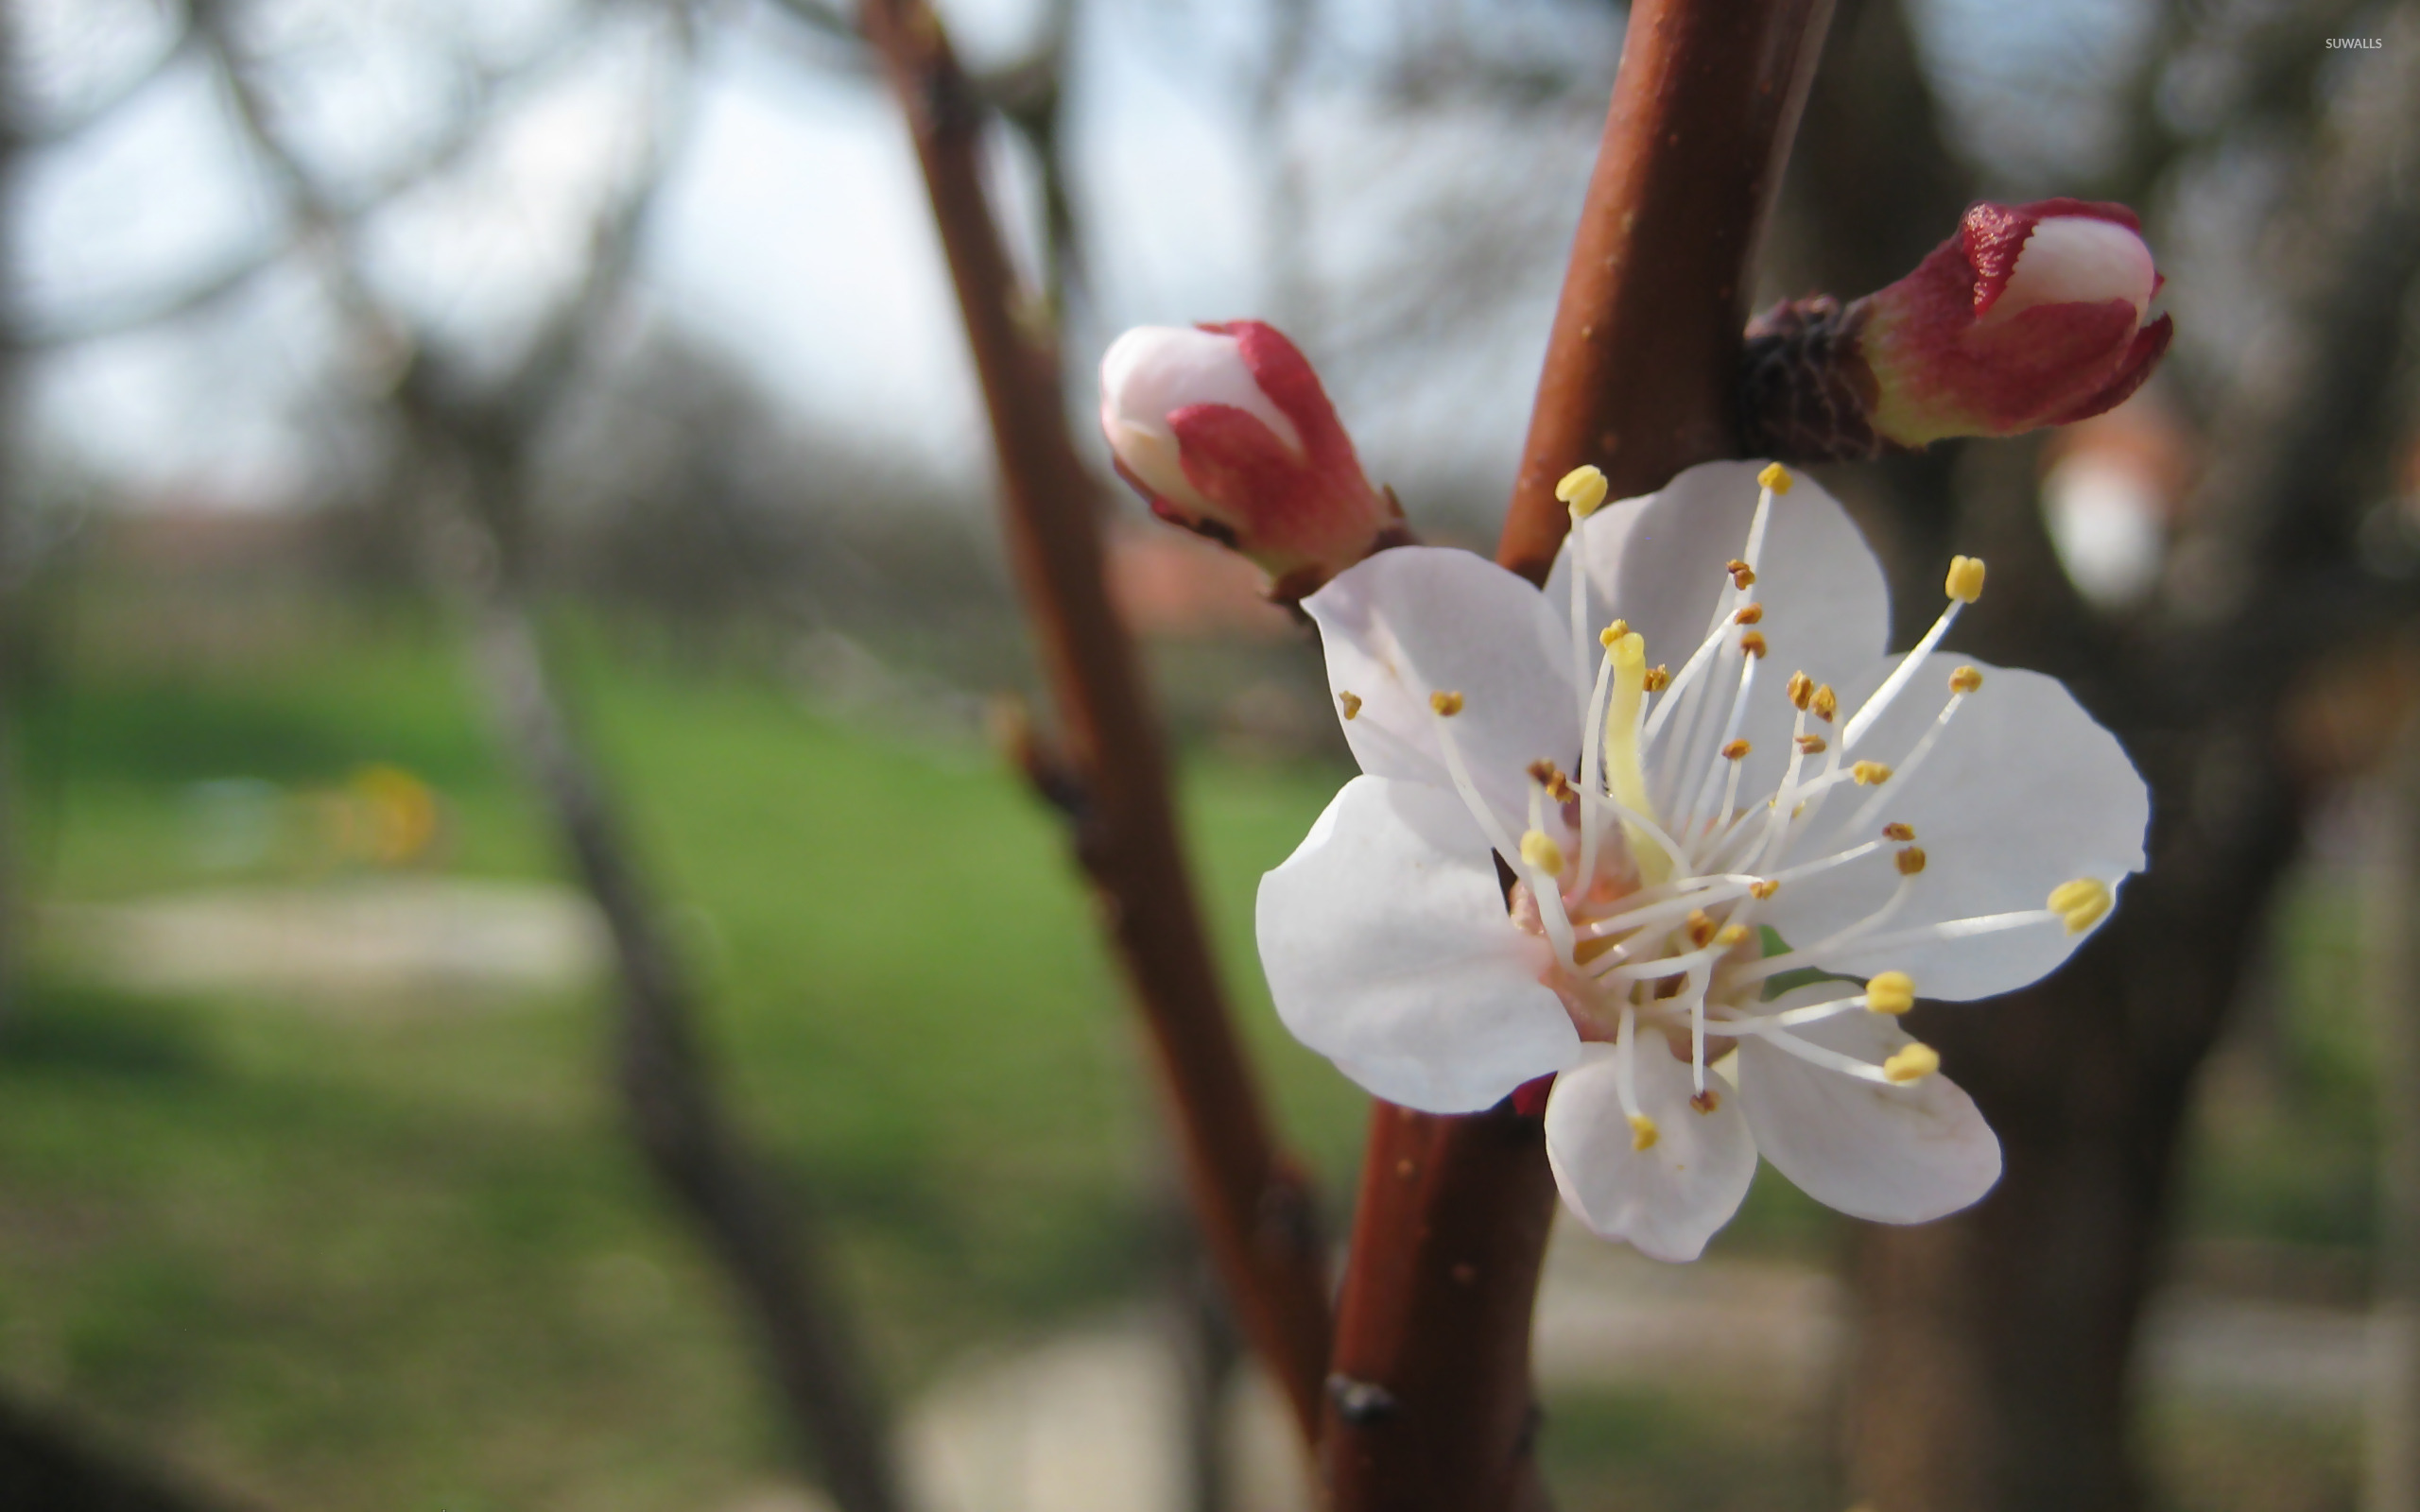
[1862,199,2172,447]
[1741,199,2174,461]
[1099,320,1405,600]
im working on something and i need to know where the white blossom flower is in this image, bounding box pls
[1257,459,2149,1261]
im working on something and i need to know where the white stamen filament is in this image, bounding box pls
[1576,639,1619,887]
[1824,908,2066,956]
[1841,689,1969,836]
[1615,1004,1644,1121]
[1757,1026,1903,1085]
[1684,966,1710,1094]
[1716,991,1873,1036]
[1573,880,1760,940]
[1841,599,1963,750]
[1727,872,1919,986]
[1681,648,1760,836]
[1432,708,1578,965]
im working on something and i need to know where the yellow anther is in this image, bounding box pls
[1811,684,1838,722]
[1557,464,1611,517]
[1787,670,1813,710]
[1340,691,1363,720]
[1750,878,1780,900]
[1883,1042,1942,1084]
[1685,909,1717,949]
[1735,603,1764,626]
[1722,739,1752,761]
[1949,664,1984,695]
[1851,761,1893,786]
[1714,923,1751,948]
[1757,461,1793,494]
[1629,1113,1661,1152]
[1429,690,1464,717]
[2048,877,2113,934]
[1739,630,1769,659]
[1520,829,1566,876]
[1945,555,1987,604]
[1895,846,1928,876]
[1882,822,1915,841]
[1599,618,1630,648]
[1690,1088,1721,1114]
[1796,734,1827,755]
[1643,665,1672,693]
[1727,558,1756,589]
[1865,971,1916,1015]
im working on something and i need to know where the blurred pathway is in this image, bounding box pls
[880,1222,2375,1512]
[43,879,608,1004]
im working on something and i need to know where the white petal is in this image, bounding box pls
[1547,459,1890,694]
[1099,327,1303,513]
[1100,326,1303,451]
[1983,216,2157,327]
[1763,658,2147,999]
[1736,1008,1999,1224]
[1305,546,1580,825]
[1543,1039,1756,1262]
[1257,776,1579,1113]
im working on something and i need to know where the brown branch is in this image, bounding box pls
[438,534,906,1512]
[857,0,1335,1447]
[1320,3,1834,1506]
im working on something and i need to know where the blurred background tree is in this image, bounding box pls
[0,0,2414,1509]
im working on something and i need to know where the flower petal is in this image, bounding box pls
[1736,1007,1999,1224]
[1543,1039,1757,1262]
[1305,546,1580,825]
[1763,658,2148,999]
[1257,775,1579,1113]
[1548,459,1891,693]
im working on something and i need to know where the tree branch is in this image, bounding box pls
[1320,4,1835,1506]
[857,0,1337,1448]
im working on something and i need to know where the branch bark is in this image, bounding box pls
[857,0,1336,1446]
[1320,4,1833,1507]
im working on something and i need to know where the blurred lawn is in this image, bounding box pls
[1,581,1385,1507]
[0,577,2377,1510]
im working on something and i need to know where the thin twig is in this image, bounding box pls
[857,0,1336,1447]
[1320,3,1834,1506]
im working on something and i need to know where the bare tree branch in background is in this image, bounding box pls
[857,0,1339,1454]
[1758,2,2420,1507]
[8,3,603,352]
[0,1389,256,1512]
[187,5,908,1508]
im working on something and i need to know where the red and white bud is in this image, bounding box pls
[1099,320,1405,600]
[1742,199,2174,462]
[1862,199,2172,448]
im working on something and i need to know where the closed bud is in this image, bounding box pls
[1744,199,2173,460]
[1099,321,1407,601]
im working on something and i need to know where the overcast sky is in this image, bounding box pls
[11,0,2152,511]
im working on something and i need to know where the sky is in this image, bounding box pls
[11,0,2158,512]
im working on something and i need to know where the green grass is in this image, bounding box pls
[0,579,1378,1506]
